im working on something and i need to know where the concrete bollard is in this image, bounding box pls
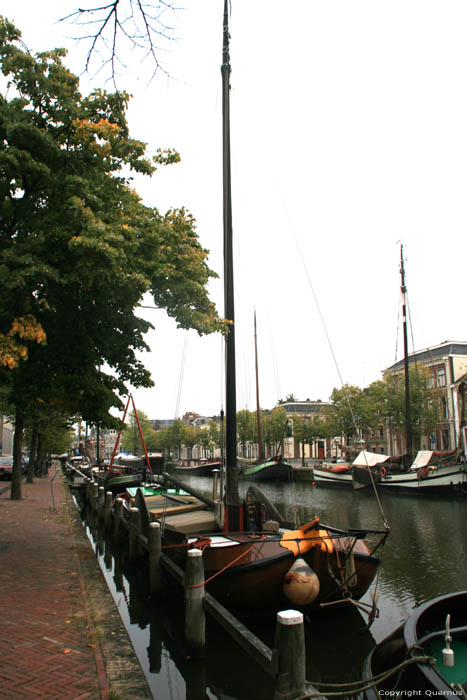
[104,491,113,530]
[184,549,205,659]
[114,498,124,539]
[148,522,162,595]
[273,610,306,700]
[129,507,140,562]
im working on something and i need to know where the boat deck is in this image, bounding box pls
[145,493,219,534]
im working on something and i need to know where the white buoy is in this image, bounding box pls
[442,614,455,667]
[283,557,320,606]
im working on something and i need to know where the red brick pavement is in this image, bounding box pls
[0,468,108,700]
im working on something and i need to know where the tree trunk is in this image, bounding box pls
[11,407,24,500]
[37,433,46,476]
[27,426,38,483]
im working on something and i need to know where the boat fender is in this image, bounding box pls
[380,466,387,478]
[283,557,320,606]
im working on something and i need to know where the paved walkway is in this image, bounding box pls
[0,465,152,700]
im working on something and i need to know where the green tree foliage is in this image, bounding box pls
[324,384,376,445]
[0,19,224,497]
[367,368,441,449]
[263,407,287,456]
[120,410,157,454]
[237,409,256,456]
[291,414,329,464]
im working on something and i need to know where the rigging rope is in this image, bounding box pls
[173,330,188,421]
[284,205,390,531]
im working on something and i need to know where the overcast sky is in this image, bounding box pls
[6,1,467,420]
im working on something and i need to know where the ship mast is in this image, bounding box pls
[400,244,412,455]
[222,0,241,516]
[254,310,263,460]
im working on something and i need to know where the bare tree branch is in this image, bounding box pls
[60,0,180,86]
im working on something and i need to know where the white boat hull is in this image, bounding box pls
[312,464,353,487]
[378,463,467,493]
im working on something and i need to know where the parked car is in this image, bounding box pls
[0,455,13,480]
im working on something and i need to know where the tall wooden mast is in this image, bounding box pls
[254,310,263,460]
[400,244,412,455]
[222,0,241,515]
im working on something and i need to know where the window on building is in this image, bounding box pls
[436,367,446,387]
[439,397,448,420]
[426,374,435,389]
[439,428,450,450]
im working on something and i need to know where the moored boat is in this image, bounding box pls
[352,448,467,494]
[312,460,352,487]
[362,590,467,698]
[174,458,222,476]
[239,455,294,482]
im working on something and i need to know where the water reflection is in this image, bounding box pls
[75,479,467,698]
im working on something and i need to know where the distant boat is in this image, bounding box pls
[352,448,467,493]
[312,459,353,487]
[240,455,294,482]
[239,312,294,483]
[362,590,467,698]
[174,458,222,477]
[352,247,467,495]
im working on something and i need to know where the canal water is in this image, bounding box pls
[75,478,467,699]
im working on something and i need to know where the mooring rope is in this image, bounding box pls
[184,536,267,588]
[296,655,436,698]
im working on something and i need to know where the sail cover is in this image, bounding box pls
[409,451,433,470]
[352,451,390,467]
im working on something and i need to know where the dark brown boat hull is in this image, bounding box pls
[167,529,380,616]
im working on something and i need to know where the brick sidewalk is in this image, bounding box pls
[0,466,152,700]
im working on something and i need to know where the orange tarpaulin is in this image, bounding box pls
[280,517,333,556]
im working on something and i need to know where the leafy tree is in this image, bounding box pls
[237,409,256,457]
[292,415,329,465]
[197,425,211,458]
[120,410,157,454]
[324,385,376,446]
[182,424,198,459]
[263,407,287,456]
[368,368,441,451]
[169,420,186,458]
[208,419,220,455]
[0,18,224,498]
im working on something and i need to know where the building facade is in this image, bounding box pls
[383,341,467,453]
[281,400,332,460]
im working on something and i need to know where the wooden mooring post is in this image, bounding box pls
[104,491,113,530]
[148,522,162,595]
[184,549,205,659]
[273,610,306,700]
[98,486,105,519]
[91,482,99,512]
[129,507,140,562]
[113,497,124,539]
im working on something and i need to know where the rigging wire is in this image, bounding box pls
[173,330,188,420]
[282,203,390,530]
